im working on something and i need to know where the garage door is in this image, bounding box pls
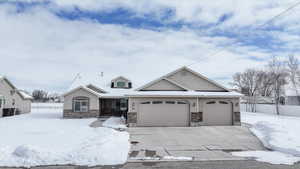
[138,100,189,127]
[203,100,232,126]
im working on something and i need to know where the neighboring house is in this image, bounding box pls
[241,96,275,105]
[0,76,33,117]
[63,67,242,127]
[285,84,300,105]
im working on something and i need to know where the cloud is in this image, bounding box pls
[0,1,300,92]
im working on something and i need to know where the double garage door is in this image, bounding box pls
[137,99,233,127]
[138,100,189,127]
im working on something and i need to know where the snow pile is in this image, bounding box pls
[163,156,193,161]
[0,106,130,167]
[232,151,300,165]
[233,112,300,165]
[102,117,127,129]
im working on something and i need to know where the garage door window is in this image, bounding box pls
[152,101,163,104]
[141,101,151,104]
[177,101,187,104]
[219,101,229,104]
[165,101,175,104]
[206,101,216,104]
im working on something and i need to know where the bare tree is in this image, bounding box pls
[257,71,274,97]
[287,55,300,103]
[232,69,262,112]
[268,56,288,115]
[32,90,48,102]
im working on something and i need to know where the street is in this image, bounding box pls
[1,161,300,169]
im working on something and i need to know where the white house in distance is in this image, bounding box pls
[63,67,242,127]
[0,76,33,117]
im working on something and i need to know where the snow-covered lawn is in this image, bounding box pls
[232,112,300,165]
[102,117,127,130]
[0,107,130,167]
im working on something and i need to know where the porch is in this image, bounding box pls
[99,98,128,118]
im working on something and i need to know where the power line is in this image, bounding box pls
[187,0,300,67]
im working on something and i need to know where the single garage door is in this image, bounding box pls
[203,100,232,126]
[138,100,189,127]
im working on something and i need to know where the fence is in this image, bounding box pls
[241,104,300,117]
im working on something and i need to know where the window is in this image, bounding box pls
[165,101,175,104]
[219,101,228,104]
[177,101,187,104]
[73,97,89,112]
[0,96,5,108]
[141,101,151,104]
[117,81,126,88]
[128,82,132,88]
[206,101,216,104]
[111,82,114,88]
[152,101,163,104]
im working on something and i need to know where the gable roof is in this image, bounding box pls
[0,76,33,100]
[86,84,107,93]
[136,66,229,91]
[111,76,131,82]
[63,86,102,97]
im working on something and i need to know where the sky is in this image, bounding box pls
[0,0,300,93]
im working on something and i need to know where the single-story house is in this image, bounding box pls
[0,76,33,117]
[63,67,242,127]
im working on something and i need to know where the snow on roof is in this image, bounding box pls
[64,86,103,97]
[18,90,33,100]
[67,72,242,98]
[285,83,300,96]
[126,91,242,97]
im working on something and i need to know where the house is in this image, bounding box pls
[285,84,300,105]
[63,67,242,127]
[0,76,33,117]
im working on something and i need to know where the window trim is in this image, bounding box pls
[72,97,90,113]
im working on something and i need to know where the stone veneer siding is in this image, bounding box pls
[127,112,137,127]
[63,109,99,118]
[233,112,241,125]
[190,112,202,127]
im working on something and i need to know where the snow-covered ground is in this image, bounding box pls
[0,106,130,167]
[102,117,127,130]
[233,112,300,165]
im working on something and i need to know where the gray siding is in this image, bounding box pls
[167,69,226,91]
[142,79,185,91]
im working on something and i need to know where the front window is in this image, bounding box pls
[116,81,126,88]
[73,97,89,112]
[0,96,5,108]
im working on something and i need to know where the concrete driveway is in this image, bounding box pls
[128,126,265,162]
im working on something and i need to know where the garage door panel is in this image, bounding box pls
[138,101,189,127]
[203,100,232,126]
